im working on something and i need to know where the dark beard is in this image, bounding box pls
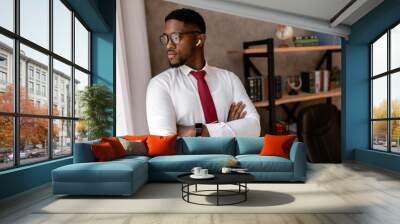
[169,59,186,68]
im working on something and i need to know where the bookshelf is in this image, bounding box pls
[227,45,341,54]
[254,88,341,108]
[232,39,342,133]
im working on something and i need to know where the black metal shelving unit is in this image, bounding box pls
[243,38,276,133]
[242,38,341,134]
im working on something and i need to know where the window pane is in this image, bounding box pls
[53,119,72,158]
[0,35,14,112]
[391,72,400,118]
[20,44,49,115]
[372,76,387,119]
[20,117,49,165]
[75,18,89,70]
[53,59,72,117]
[75,120,88,143]
[372,121,388,151]
[20,0,49,49]
[372,33,387,76]
[74,69,89,118]
[0,0,14,31]
[391,120,400,153]
[53,0,72,60]
[0,116,13,170]
[391,24,400,70]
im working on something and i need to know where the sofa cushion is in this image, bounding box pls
[53,157,148,183]
[177,137,236,155]
[236,137,263,155]
[147,135,178,157]
[148,154,235,172]
[260,134,296,159]
[236,155,293,172]
[118,138,148,156]
[114,155,150,163]
[101,137,127,158]
[91,142,118,161]
[124,135,148,141]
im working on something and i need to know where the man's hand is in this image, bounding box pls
[177,124,210,137]
[228,101,247,121]
[177,125,196,137]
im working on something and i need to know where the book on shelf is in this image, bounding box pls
[246,76,282,102]
[301,70,330,93]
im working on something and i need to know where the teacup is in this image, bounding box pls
[199,168,208,176]
[221,167,232,174]
[191,167,202,176]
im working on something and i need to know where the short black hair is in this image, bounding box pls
[165,8,206,34]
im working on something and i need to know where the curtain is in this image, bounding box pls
[116,0,151,135]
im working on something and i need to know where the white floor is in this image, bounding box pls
[1,162,400,224]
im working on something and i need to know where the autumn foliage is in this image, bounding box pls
[372,99,400,141]
[0,85,59,150]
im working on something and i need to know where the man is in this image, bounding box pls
[146,8,260,137]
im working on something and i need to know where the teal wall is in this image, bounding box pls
[0,0,116,200]
[91,0,116,135]
[0,158,72,199]
[343,0,400,171]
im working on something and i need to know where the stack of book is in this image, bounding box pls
[301,70,330,93]
[293,35,320,47]
[247,76,282,102]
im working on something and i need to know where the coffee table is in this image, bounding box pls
[177,172,255,206]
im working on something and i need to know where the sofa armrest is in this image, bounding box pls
[73,141,99,163]
[289,142,307,181]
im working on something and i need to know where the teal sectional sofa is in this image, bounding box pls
[52,137,307,196]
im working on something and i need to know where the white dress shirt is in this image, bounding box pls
[146,62,261,137]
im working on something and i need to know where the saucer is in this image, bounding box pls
[190,174,215,179]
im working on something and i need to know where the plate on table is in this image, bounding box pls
[190,174,215,179]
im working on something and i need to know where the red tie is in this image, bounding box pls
[191,70,218,124]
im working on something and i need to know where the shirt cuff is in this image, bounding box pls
[205,122,235,137]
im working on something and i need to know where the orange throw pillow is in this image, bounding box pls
[101,137,127,158]
[91,142,117,162]
[146,135,177,157]
[260,134,296,159]
[125,135,148,142]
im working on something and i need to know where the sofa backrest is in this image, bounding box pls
[176,137,236,155]
[73,137,263,162]
[235,137,264,155]
[73,139,100,163]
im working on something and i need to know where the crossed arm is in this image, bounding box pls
[146,74,261,137]
[177,101,248,137]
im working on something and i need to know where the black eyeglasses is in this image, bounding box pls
[159,31,201,46]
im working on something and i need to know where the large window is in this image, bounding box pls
[0,0,91,171]
[370,22,400,154]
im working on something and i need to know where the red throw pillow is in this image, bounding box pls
[91,142,117,161]
[101,137,127,158]
[146,135,177,157]
[260,134,296,159]
[125,135,148,142]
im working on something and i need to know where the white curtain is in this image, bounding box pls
[116,0,151,135]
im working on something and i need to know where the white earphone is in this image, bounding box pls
[196,40,201,46]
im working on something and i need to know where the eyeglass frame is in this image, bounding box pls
[159,31,201,46]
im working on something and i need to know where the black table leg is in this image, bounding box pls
[245,183,248,201]
[187,184,190,202]
[217,184,219,206]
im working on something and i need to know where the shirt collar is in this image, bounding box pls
[179,61,209,76]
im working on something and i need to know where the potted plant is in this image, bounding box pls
[79,84,114,140]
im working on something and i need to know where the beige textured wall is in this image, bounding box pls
[145,0,341,134]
